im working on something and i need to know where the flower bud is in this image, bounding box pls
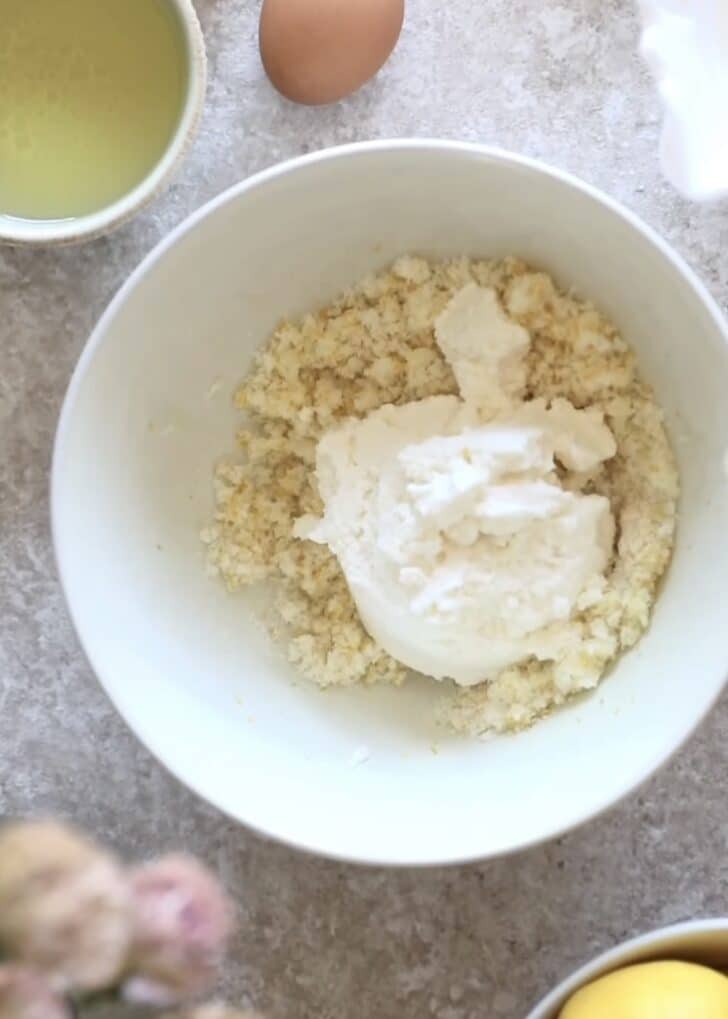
[0,965,72,1019]
[0,821,132,993]
[123,854,234,1006]
[162,1007,261,1019]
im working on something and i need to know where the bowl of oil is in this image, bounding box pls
[0,0,206,245]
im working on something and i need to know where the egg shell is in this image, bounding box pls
[560,960,728,1019]
[259,0,404,106]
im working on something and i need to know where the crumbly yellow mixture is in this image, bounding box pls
[202,256,678,735]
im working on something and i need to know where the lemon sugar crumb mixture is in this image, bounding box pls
[202,256,678,735]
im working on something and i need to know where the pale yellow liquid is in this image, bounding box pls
[0,0,187,219]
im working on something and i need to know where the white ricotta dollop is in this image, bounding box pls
[295,285,617,685]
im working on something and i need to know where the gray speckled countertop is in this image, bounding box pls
[1,1,728,1017]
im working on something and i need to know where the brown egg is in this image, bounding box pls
[259,0,405,106]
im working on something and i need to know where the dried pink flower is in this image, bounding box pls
[0,821,133,994]
[162,1007,262,1019]
[123,854,235,1006]
[0,965,72,1019]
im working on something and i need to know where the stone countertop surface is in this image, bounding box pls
[1,1,727,1017]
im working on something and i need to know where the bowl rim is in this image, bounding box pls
[0,0,207,247]
[51,139,728,866]
[525,917,728,1017]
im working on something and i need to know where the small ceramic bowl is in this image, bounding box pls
[639,0,728,201]
[52,141,728,865]
[0,0,206,247]
[526,918,728,1017]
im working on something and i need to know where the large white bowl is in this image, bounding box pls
[52,141,728,866]
[526,918,728,1017]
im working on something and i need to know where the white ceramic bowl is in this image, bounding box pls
[526,918,728,1017]
[52,141,728,865]
[0,0,206,246]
